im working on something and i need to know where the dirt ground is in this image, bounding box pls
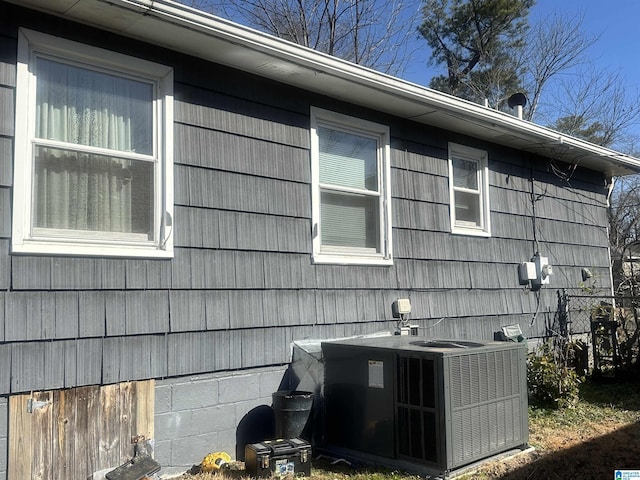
[464,417,640,479]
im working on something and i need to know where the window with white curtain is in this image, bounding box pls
[448,143,491,236]
[13,29,174,257]
[310,107,392,265]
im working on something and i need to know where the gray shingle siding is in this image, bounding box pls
[0,0,611,397]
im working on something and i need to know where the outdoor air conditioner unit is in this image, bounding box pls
[321,335,528,477]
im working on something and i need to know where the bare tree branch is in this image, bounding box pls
[211,0,420,76]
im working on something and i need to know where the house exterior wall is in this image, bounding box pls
[0,2,613,475]
[0,398,6,480]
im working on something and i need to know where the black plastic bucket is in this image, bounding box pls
[272,390,314,439]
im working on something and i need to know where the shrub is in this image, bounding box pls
[527,341,582,409]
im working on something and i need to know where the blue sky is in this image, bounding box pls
[403,0,640,89]
[531,0,640,89]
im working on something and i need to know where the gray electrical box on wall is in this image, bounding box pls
[321,336,529,477]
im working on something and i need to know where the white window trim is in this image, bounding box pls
[310,107,392,265]
[448,142,491,237]
[13,28,174,258]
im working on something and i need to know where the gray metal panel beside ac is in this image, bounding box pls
[321,335,528,475]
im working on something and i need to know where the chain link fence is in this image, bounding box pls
[563,293,640,377]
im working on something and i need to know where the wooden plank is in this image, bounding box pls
[8,394,32,480]
[31,391,53,480]
[8,382,154,479]
[76,385,99,476]
[135,379,155,442]
[52,388,75,479]
[99,383,121,468]
[118,382,133,461]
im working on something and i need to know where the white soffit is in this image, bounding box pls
[10,0,640,177]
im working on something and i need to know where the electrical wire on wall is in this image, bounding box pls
[526,150,597,330]
[528,159,543,328]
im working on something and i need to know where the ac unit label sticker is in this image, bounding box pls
[368,360,384,388]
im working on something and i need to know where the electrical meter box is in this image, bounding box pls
[245,438,311,477]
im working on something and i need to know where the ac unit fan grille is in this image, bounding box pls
[396,349,526,469]
[448,350,525,467]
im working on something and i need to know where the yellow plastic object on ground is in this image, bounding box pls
[200,452,232,472]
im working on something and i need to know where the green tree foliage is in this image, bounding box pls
[551,115,608,147]
[419,0,533,104]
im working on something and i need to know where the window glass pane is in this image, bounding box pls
[454,190,481,226]
[33,146,154,238]
[35,58,153,154]
[318,126,378,191]
[452,157,478,190]
[320,191,379,250]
